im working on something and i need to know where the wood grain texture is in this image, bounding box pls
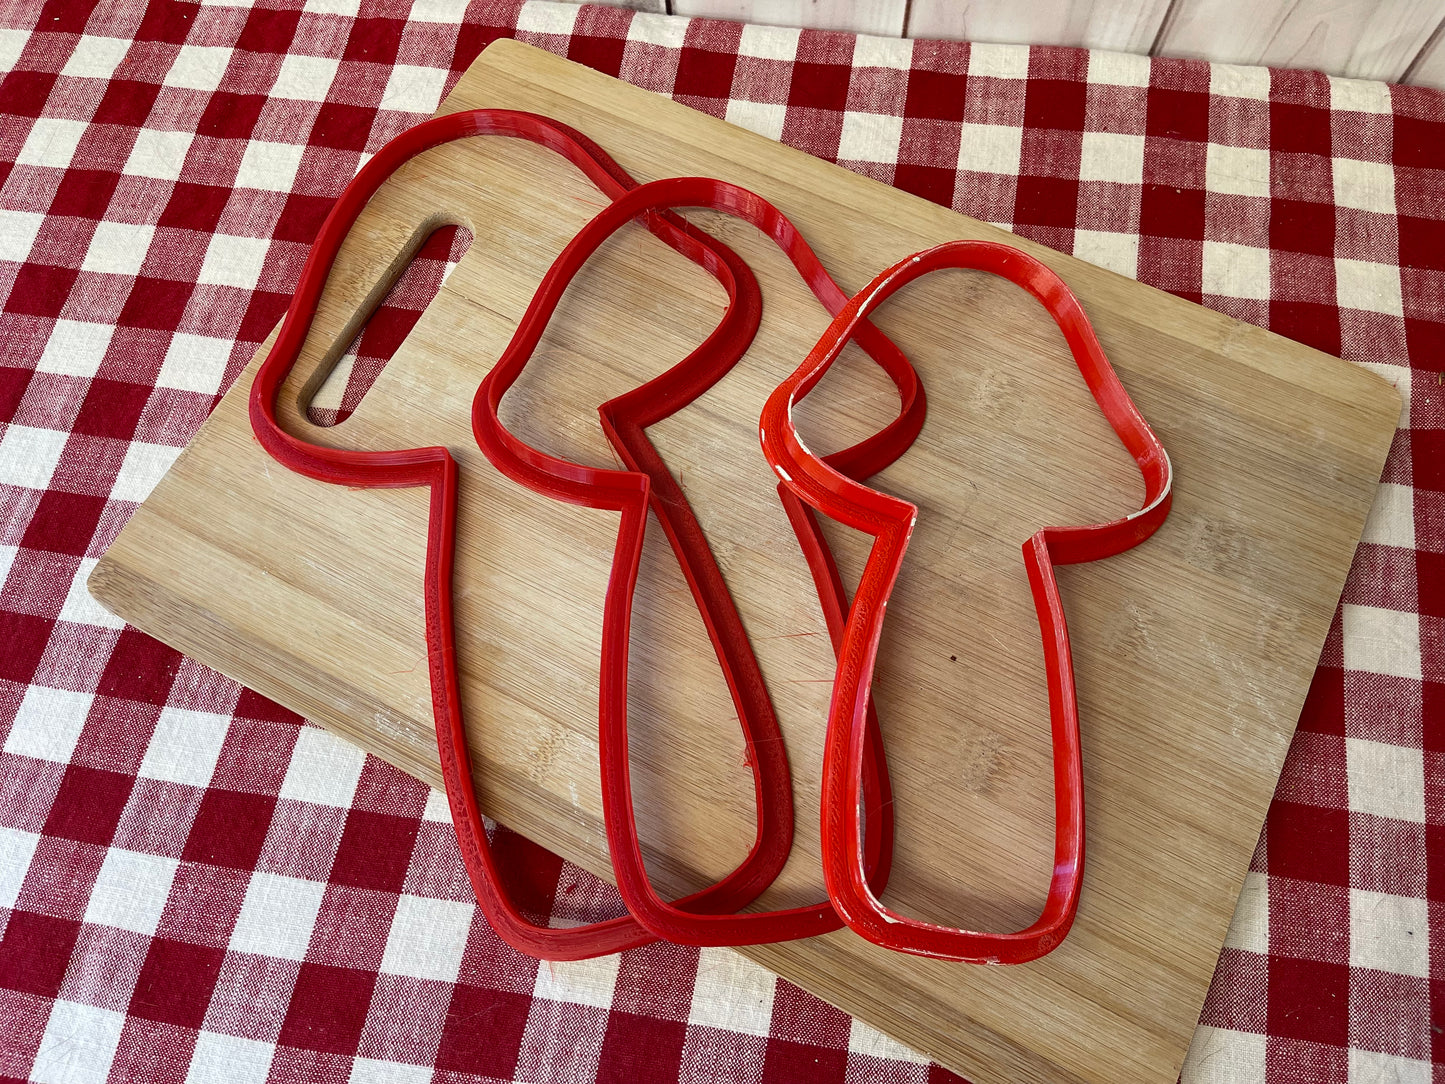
[1154,0,1445,80]
[90,40,1400,1084]
[906,0,1172,53]
[671,0,908,38]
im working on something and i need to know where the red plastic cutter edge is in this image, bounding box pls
[760,240,1174,963]
[250,109,810,960]
[473,174,926,946]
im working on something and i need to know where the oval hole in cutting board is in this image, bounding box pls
[307,224,474,427]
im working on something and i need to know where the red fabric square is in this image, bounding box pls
[97,628,181,705]
[328,808,419,893]
[41,764,133,846]
[905,68,967,122]
[675,46,736,101]
[1024,78,1085,132]
[1139,182,1204,239]
[1271,197,1336,257]
[435,984,530,1077]
[71,379,150,441]
[20,490,105,557]
[116,277,194,332]
[1414,430,1445,492]
[310,100,376,152]
[893,163,955,208]
[272,192,333,245]
[1267,955,1350,1046]
[1268,800,1350,885]
[235,5,300,54]
[1146,87,1209,142]
[6,264,77,319]
[0,368,32,427]
[761,1037,848,1082]
[597,1011,686,1084]
[182,788,276,870]
[129,938,225,1029]
[277,961,377,1054]
[48,169,120,220]
[1395,115,1445,171]
[0,910,81,998]
[1272,98,1333,155]
[788,62,850,112]
[1014,174,1079,230]
[1299,665,1346,736]
[157,184,230,239]
[0,71,57,119]
[1269,300,1341,356]
[93,79,161,127]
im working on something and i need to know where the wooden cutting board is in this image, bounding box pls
[90,39,1400,1084]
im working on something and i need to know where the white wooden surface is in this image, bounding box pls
[580,0,1445,88]
[905,0,1173,55]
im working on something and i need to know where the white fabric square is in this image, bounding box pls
[4,684,93,763]
[279,725,367,807]
[163,44,232,92]
[381,64,449,114]
[124,128,192,181]
[81,220,155,276]
[848,1018,929,1062]
[303,0,361,13]
[1181,1025,1266,1083]
[1079,131,1144,185]
[737,23,798,61]
[1221,871,1268,954]
[1334,157,1396,215]
[0,27,25,73]
[515,3,579,36]
[110,440,184,503]
[958,122,1022,175]
[1202,241,1271,299]
[409,0,469,22]
[0,208,45,262]
[230,871,327,960]
[0,826,41,909]
[1206,143,1270,199]
[31,1000,126,1084]
[198,233,271,289]
[349,1059,432,1084]
[1086,49,1151,88]
[138,706,232,787]
[16,117,88,170]
[1350,888,1428,976]
[1347,1048,1431,1084]
[60,36,130,80]
[0,544,15,591]
[968,42,1030,80]
[1362,482,1415,549]
[185,1031,275,1084]
[270,53,339,103]
[0,423,69,490]
[1330,75,1394,115]
[851,33,912,70]
[83,847,180,936]
[628,11,690,50]
[1209,63,1272,101]
[688,946,775,1036]
[1073,230,1139,278]
[156,333,233,395]
[380,894,474,983]
[1336,257,1404,316]
[234,140,306,192]
[37,319,116,379]
[837,111,903,163]
[724,99,786,142]
[533,944,621,1009]
[421,787,452,822]
[1342,603,1422,680]
[59,557,127,630]
[1346,737,1425,823]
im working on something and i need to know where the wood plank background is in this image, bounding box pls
[570,0,1445,88]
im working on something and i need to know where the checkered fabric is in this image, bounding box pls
[0,1,1437,1082]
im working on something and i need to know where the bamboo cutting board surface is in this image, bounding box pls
[90,40,1400,1084]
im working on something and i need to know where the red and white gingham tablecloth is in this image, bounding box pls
[0,2,1439,1081]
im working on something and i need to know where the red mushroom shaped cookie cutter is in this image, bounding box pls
[251,109,824,960]
[475,175,925,946]
[760,240,1173,964]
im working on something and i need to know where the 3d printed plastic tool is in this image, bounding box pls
[761,240,1174,964]
[250,109,804,961]
[474,174,925,946]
